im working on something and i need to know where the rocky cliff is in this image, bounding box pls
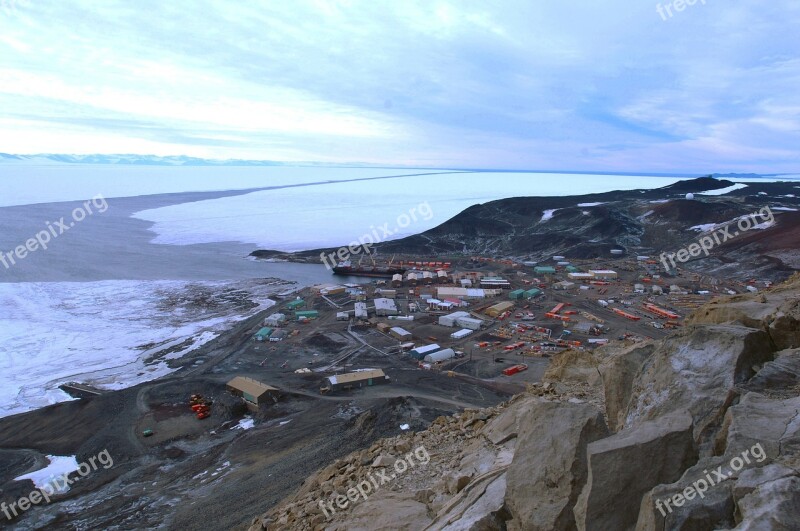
[249,274,800,530]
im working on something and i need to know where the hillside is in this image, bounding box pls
[251,273,800,530]
[253,177,800,282]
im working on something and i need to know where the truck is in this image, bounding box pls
[503,364,528,376]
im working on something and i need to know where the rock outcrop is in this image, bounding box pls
[504,400,608,531]
[248,275,800,531]
[573,410,696,531]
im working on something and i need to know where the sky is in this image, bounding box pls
[0,0,798,172]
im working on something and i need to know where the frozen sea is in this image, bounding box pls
[0,164,795,417]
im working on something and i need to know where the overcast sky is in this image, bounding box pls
[0,0,798,172]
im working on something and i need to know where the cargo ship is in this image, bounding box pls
[332,259,406,278]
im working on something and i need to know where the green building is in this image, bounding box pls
[534,266,556,275]
[566,265,579,273]
[295,310,320,320]
[254,327,273,341]
[524,288,542,299]
[287,299,305,310]
[509,289,525,300]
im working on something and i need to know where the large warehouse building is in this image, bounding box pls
[439,311,470,327]
[485,301,514,317]
[320,369,390,394]
[410,344,441,360]
[423,348,456,363]
[226,377,279,411]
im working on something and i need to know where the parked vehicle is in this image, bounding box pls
[503,364,528,376]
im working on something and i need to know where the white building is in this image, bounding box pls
[455,316,483,330]
[437,287,500,299]
[355,302,369,319]
[424,348,456,363]
[375,298,399,316]
[480,277,511,289]
[589,270,618,279]
[669,284,687,295]
[390,327,412,340]
[439,311,470,327]
[425,298,443,309]
[264,313,286,327]
[450,329,473,339]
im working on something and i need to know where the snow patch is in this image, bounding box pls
[540,209,560,222]
[233,417,255,430]
[698,183,748,196]
[689,223,717,232]
[15,455,79,493]
[751,221,775,230]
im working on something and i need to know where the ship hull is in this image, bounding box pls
[332,266,406,278]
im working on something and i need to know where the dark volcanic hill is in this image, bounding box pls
[252,177,800,282]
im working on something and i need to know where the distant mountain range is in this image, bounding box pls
[0,153,345,167]
[0,153,792,178]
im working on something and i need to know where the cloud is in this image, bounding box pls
[0,0,798,172]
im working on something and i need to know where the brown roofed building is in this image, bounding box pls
[226,376,279,410]
[320,369,389,394]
